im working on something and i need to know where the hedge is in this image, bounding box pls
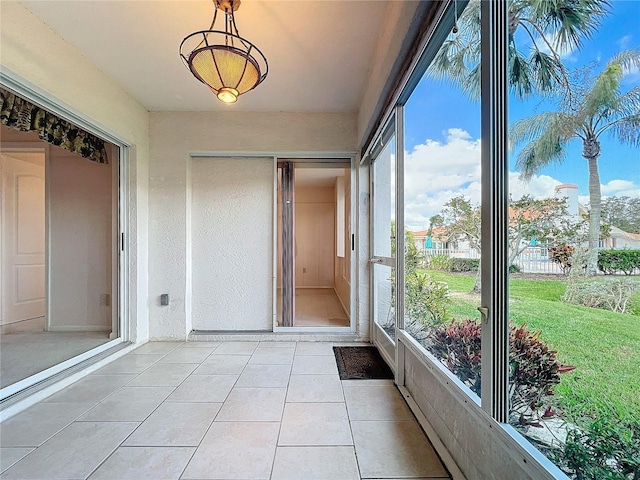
[597,249,640,275]
[448,258,479,272]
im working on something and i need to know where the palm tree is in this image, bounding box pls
[511,50,640,275]
[429,0,611,100]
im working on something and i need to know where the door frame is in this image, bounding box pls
[273,155,355,333]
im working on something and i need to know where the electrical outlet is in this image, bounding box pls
[100,294,110,306]
[303,267,307,273]
[160,294,170,306]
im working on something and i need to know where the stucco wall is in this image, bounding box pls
[149,111,357,340]
[0,0,150,342]
[191,157,273,331]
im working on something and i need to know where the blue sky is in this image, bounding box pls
[402,0,640,230]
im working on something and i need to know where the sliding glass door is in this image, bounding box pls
[370,129,396,368]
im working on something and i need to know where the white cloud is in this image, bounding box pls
[578,180,640,208]
[537,33,578,61]
[509,173,562,200]
[617,35,632,50]
[601,179,640,197]
[402,129,567,230]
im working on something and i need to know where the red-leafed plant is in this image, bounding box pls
[429,319,576,423]
[549,244,576,274]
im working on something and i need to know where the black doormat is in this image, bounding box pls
[333,346,394,380]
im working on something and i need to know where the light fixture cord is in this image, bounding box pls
[208,1,219,30]
[453,0,459,34]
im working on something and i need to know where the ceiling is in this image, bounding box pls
[295,167,346,188]
[18,0,390,113]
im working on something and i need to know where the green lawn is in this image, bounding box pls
[421,270,640,421]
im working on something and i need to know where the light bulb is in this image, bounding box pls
[217,87,239,103]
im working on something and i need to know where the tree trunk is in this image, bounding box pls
[473,258,482,293]
[584,139,602,276]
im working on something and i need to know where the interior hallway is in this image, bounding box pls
[277,289,350,327]
[0,341,450,479]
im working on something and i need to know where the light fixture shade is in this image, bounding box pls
[188,43,261,96]
[180,2,268,104]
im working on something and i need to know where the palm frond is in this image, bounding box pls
[512,111,579,179]
[510,112,570,145]
[529,50,563,92]
[584,49,640,118]
[542,0,611,51]
[610,86,640,119]
[608,115,640,147]
[509,46,534,98]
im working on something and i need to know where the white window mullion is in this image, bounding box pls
[480,0,510,423]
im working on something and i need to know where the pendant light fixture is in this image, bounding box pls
[180,0,268,104]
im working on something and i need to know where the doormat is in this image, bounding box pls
[333,346,394,380]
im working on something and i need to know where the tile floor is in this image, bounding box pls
[277,289,350,327]
[0,341,451,480]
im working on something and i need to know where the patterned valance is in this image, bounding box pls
[0,87,108,164]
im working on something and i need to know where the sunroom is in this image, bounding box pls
[2,0,638,479]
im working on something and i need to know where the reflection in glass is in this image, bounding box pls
[372,138,395,259]
[401,1,482,397]
[0,124,118,393]
[505,0,639,476]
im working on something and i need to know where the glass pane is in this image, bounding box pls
[506,0,639,476]
[402,1,482,399]
[372,137,396,259]
[0,128,118,393]
[373,263,395,341]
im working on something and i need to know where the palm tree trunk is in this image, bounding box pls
[473,258,482,293]
[585,144,601,276]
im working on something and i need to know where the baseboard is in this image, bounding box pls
[333,287,351,319]
[46,326,111,333]
[0,317,45,334]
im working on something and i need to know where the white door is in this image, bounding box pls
[1,152,46,325]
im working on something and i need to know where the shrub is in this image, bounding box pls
[429,320,572,422]
[509,263,521,274]
[597,249,640,275]
[405,272,449,328]
[428,319,482,394]
[549,244,575,274]
[448,258,479,272]
[553,417,640,480]
[428,254,451,271]
[562,278,640,314]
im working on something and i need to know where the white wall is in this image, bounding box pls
[149,111,357,340]
[1,0,150,342]
[48,146,114,331]
[295,186,335,288]
[191,157,273,331]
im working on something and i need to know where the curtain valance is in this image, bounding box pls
[0,87,108,164]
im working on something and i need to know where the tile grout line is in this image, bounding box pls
[86,342,220,479]
[267,340,295,480]
[83,345,214,478]
[340,371,364,480]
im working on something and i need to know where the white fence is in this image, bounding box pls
[423,247,565,275]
